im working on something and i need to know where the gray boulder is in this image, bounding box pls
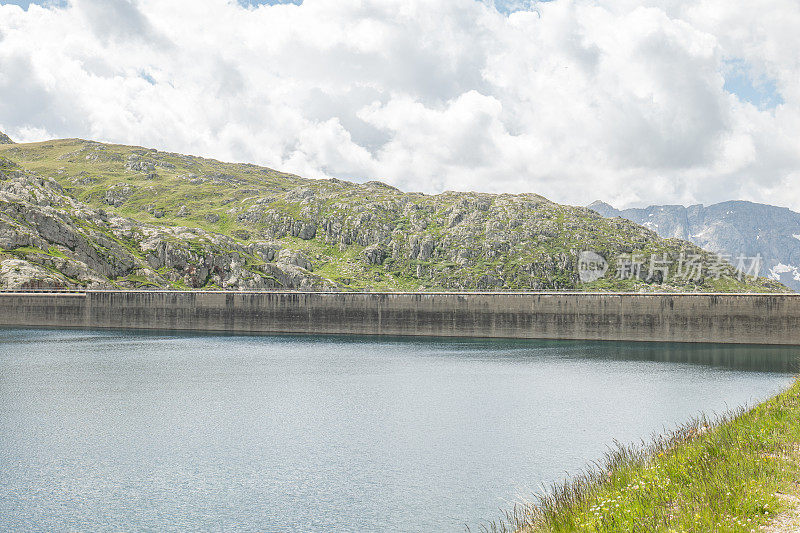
[277,249,313,271]
[362,243,388,265]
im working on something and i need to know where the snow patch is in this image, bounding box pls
[769,263,800,282]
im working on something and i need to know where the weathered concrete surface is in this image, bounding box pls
[0,291,798,345]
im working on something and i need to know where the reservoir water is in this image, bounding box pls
[0,328,797,532]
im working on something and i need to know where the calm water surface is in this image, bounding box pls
[0,329,798,532]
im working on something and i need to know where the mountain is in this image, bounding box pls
[588,200,800,292]
[0,137,787,292]
[0,131,13,145]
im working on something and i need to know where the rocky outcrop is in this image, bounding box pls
[0,138,789,293]
[104,184,137,207]
[0,162,336,290]
[0,131,13,145]
[277,249,313,271]
[362,243,388,265]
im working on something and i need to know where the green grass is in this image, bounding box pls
[11,246,49,256]
[495,379,800,532]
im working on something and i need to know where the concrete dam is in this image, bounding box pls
[1,291,799,345]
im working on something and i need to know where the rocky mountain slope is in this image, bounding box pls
[0,133,786,292]
[589,200,800,292]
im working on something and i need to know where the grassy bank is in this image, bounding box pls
[494,379,800,532]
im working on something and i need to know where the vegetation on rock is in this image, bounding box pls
[0,138,789,292]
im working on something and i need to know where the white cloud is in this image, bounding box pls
[0,0,799,210]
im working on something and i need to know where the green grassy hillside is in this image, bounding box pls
[0,137,789,292]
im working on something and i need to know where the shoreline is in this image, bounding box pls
[499,379,800,532]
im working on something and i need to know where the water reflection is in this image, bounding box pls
[3,327,798,373]
[278,335,800,374]
[544,340,800,373]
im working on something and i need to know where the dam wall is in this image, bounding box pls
[0,291,798,345]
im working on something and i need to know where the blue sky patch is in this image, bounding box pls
[492,0,542,15]
[139,71,156,85]
[0,0,67,8]
[3,0,545,15]
[723,59,784,110]
[234,0,546,14]
[237,0,302,6]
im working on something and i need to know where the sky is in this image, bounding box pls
[0,0,798,210]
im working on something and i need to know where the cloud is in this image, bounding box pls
[73,0,163,44]
[0,0,799,211]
